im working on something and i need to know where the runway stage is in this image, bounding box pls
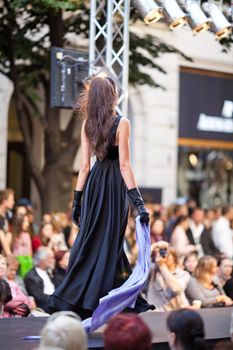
[0,307,232,350]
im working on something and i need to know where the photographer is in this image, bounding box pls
[147,241,190,311]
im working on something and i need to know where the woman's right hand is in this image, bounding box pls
[216,295,233,306]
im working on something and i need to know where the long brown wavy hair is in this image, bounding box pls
[78,76,118,160]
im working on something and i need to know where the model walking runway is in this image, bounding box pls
[48,76,153,329]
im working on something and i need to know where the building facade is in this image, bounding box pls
[130,23,233,206]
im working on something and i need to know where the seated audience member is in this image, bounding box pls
[186,255,232,308]
[147,241,190,311]
[218,257,233,300]
[39,311,87,350]
[150,219,165,244]
[54,250,70,288]
[5,255,40,315]
[32,222,54,253]
[184,252,198,275]
[186,207,220,257]
[170,216,196,257]
[12,213,33,278]
[104,313,152,350]
[218,257,233,287]
[167,309,207,350]
[24,247,55,313]
[212,206,233,259]
[0,254,31,317]
[0,279,12,317]
[5,255,28,295]
[48,214,68,254]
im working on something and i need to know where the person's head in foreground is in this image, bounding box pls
[39,311,87,350]
[104,313,152,350]
[167,309,207,350]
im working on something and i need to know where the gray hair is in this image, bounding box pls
[39,311,87,350]
[34,247,51,267]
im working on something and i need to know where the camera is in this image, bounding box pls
[159,248,167,258]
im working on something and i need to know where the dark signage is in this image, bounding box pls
[179,69,233,142]
[139,187,162,204]
[50,47,89,109]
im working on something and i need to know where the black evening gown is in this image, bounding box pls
[48,116,152,318]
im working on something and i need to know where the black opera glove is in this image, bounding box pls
[72,190,83,227]
[127,188,149,224]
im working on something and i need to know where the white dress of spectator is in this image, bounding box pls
[212,207,233,259]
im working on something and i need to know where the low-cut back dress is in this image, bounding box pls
[48,115,151,318]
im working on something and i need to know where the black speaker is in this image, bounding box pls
[50,47,89,109]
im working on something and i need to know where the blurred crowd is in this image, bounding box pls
[0,187,233,318]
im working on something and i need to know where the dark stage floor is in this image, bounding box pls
[0,308,232,350]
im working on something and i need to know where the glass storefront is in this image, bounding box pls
[178,147,233,207]
[178,67,233,207]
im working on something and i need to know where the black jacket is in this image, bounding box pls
[186,227,220,257]
[24,267,54,313]
[53,266,66,288]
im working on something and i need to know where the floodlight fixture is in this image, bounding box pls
[203,2,232,39]
[159,0,187,29]
[185,0,210,33]
[132,0,164,24]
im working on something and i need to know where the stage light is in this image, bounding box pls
[132,0,164,24]
[203,2,232,40]
[185,0,210,33]
[189,153,198,167]
[159,0,187,29]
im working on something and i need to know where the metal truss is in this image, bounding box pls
[89,0,130,116]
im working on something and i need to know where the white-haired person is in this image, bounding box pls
[39,311,87,350]
[24,247,55,312]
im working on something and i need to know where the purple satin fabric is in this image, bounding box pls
[82,216,151,333]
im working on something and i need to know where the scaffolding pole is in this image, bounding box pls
[89,0,130,117]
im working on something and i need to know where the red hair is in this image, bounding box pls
[104,313,152,350]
